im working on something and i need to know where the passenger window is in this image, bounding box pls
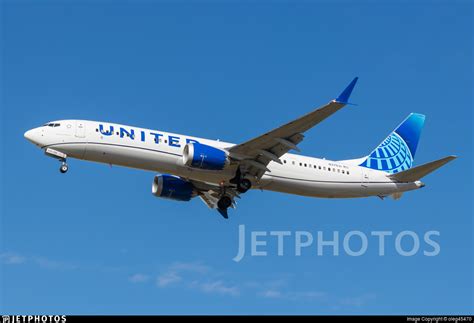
[299,163,302,166]
[337,169,340,173]
[323,167,326,170]
[342,170,345,174]
[318,166,321,170]
[347,171,350,175]
[328,168,331,171]
[292,161,295,165]
[304,163,307,167]
[283,160,287,164]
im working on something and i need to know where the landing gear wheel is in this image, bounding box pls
[237,178,252,193]
[217,195,232,210]
[60,163,69,174]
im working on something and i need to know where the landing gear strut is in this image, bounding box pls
[231,168,252,193]
[44,148,69,174]
[59,159,69,173]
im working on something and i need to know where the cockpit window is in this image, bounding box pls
[43,123,60,127]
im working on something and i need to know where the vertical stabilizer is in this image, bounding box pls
[359,113,425,174]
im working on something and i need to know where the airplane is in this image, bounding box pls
[24,77,456,218]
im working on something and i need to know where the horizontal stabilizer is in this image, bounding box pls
[389,155,457,182]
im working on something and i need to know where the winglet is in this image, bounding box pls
[335,77,358,104]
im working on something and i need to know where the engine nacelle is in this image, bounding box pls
[182,142,228,170]
[152,175,195,201]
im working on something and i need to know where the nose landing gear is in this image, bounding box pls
[44,148,69,174]
[59,159,69,173]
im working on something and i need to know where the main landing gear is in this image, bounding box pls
[59,159,69,174]
[217,169,253,219]
[237,178,251,193]
[230,168,252,193]
[217,195,232,219]
[217,195,232,210]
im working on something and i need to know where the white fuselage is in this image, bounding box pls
[24,120,422,198]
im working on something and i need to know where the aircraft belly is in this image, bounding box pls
[261,171,417,198]
[263,175,364,198]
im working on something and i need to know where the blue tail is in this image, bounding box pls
[359,113,425,174]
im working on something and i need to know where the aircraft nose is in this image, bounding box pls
[24,129,38,144]
[24,129,33,140]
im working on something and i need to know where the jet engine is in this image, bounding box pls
[152,175,196,201]
[182,142,228,170]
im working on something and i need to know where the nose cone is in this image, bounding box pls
[24,128,39,145]
[24,129,34,141]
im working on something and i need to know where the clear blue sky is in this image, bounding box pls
[1,0,472,315]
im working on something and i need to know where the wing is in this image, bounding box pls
[228,77,358,178]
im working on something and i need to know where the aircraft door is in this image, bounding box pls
[75,121,86,138]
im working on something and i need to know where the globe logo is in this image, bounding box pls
[360,132,413,174]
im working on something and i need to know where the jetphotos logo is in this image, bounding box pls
[233,225,440,262]
[1,316,66,323]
